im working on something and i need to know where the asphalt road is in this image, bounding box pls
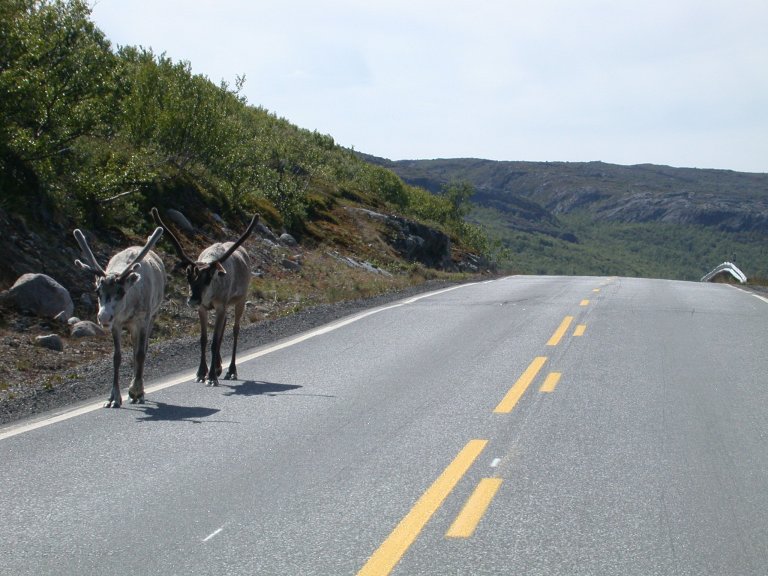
[1,276,767,575]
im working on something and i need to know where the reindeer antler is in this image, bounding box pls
[73,229,107,277]
[216,213,260,264]
[151,207,195,266]
[117,227,164,281]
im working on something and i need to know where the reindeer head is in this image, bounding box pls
[184,260,228,308]
[151,208,258,309]
[73,227,163,329]
[92,273,139,328]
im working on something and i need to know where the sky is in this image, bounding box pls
[89,0,768,173]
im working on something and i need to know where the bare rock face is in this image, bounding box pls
[0,273,74,320]
[385,215,452,269]
[349,207,478,271]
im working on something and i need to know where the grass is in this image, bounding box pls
[251,249,463,313]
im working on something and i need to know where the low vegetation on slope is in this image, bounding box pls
[0,1,492,288]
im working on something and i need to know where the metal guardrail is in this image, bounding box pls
[701,262,747,283]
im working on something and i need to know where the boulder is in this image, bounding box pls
[256,222,278,241]
[71,320,105,338]
[281,258,302,271]
[165,209,195,233]
[53,311,70,324]
[0,273,74,319]
[36,334,63,352]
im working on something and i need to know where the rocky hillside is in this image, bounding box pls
[367,157,768,234]
[361,155,768,280]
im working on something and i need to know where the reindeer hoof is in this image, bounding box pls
[224,372,237,381]
[207,379,219,387]
[128,387,144,403]
[129,395,145,404]
[104,399,121,408]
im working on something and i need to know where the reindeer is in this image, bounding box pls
[73,227,166,407]
[151,208,258,386]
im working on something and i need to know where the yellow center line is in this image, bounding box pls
[357,439,488,576]
[493,356,547,413]
[546,316,573,346]
[580,299,590,306]
[445,478,503,538]
[573,324,586,337]
[539,372,562,393]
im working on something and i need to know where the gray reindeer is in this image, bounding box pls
[151,208,258,386]
[73,227,166,407]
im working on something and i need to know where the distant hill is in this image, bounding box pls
[366,157,768,232]
[362,156,768,280]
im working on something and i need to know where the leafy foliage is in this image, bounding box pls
[0,0,117,216]
[0,0,489,262]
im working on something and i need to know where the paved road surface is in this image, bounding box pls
[1,276,767,575]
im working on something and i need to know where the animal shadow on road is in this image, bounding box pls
[222,380,337,399]
[221,380,302,397]
[132,401,221,423]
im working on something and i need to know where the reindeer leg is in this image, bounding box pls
[214,315,224,378]
[207,309,227,386]
[106,328,122,408]
[196,307,209,383]
[224,300,245,381]
[128,324,147,404]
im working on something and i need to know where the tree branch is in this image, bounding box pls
[101,188,139,204]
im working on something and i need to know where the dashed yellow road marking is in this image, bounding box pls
[547,316,573,346]
[494,357,547,413]
[357,439,488,576]
[539,372,562,393]
[446,478,503,538]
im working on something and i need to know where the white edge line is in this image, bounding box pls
[727,284,768,305]
[753,293,768,305]
[0,282,481,441]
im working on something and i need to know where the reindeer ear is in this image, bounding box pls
[124,272,141,288]
[121,263,142,287]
